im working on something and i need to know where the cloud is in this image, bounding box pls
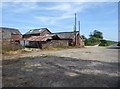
[33,2,91,25]
[46,3,72,11]
[2,2,39,13]
[35,16,56,25]
[2,2,117,29]
[3,2,82,26]
[45,2,86,13]
[34,15,71,25]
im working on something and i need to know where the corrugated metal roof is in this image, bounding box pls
[0,27,22,39]
[0,27,21,34]
[25,36,53,41]
[52,31,79,39]
[24,28,51,35]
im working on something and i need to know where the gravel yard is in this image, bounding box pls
[2,47,119,87]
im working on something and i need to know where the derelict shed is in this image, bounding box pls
[52,31,84,46]
[23,34,61,48]
[0,27,22,50]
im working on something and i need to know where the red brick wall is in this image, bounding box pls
[76,35,84,47]
[11,34,22,41]
[2,39,22,50]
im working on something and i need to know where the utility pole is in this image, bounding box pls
[78,21,80,35]
[74,13,77,46]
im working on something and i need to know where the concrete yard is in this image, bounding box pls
[2,46,119,87]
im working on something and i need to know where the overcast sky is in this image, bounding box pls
[1,1,119,41]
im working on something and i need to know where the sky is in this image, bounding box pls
[1,1,119,41]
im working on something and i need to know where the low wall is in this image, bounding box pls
[42,40,69,49]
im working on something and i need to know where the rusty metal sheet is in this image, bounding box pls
[25,36,52,41]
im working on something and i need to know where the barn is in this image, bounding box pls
[22,28,53,48]
[0,27,22,50]
[52,31,84,47]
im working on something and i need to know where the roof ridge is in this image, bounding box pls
[30,28,48,30]
[0,27,19,30]
[52,31,79,34]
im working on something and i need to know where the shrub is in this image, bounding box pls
[85,37,100,46]
[99,40,108,46]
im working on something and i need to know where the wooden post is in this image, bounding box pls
[78,21,81,46]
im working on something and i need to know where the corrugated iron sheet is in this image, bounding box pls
[25,36,53,41]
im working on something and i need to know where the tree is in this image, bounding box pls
[82,30,104,46]
[91,30,103,39]
[84,30,103,46]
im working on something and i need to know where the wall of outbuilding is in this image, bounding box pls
[41,40,70,49]
[2,34,22,50]
[76,35,84,47]
[2,39,22,50]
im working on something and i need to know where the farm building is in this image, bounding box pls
[22,28,84,48]
[22,33,70,49]
[22,28,55,48]
[52,31,84,46]
[0,27,22,50]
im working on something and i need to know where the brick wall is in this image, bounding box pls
[41,40,69,49]
[2,39,22,50]
[75,35,84,47]
[11,34,22,41]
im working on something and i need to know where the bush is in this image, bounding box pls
[99,40,108,46]
[85,37,100,46]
